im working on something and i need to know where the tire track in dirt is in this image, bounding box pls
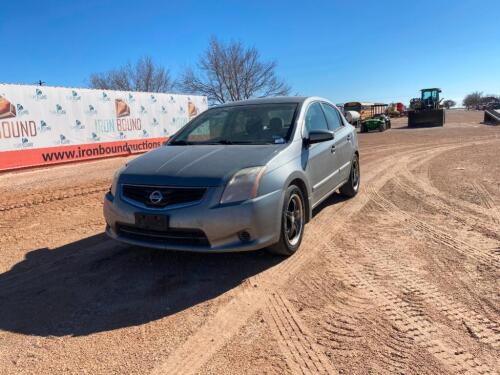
[366,185,499,267]
[395,143,500,226]
[392,175,500,232]
[471,182,500,224]
[318,238,498,374]
[297,266,427,374]
[300,261,446,374]
[149,141,484,375]
[264,292,336,375]
[352,238,500,350]
[0,183,109,212]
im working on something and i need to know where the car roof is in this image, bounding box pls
[214,96,312,108]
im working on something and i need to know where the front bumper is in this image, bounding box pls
[103,186,283,252]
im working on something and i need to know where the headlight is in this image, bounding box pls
[110,165,127,197]
[220,166,266,204]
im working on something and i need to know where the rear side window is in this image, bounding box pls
[305,102,329,132]
[321,103,343,131]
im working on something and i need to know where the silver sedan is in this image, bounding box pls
[104,96,360,256]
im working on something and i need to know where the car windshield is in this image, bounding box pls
[170,103,298,145]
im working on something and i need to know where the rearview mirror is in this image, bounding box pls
[305,129,334,145]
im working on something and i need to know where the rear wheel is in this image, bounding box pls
[268,185,305,256]
[340,154,360,198]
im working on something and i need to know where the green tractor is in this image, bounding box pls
[408,88,445,127]
[360,114,391,133]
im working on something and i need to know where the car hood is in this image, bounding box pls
[120,144,286,187]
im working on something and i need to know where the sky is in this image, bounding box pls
[1,0,499,106]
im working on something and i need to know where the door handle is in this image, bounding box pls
[330,145,336,153]
[347,134,352,141]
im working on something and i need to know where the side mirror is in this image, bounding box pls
[305,129,334,145]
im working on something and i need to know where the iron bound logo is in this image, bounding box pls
[101,92,111,101]
[33,88,47,100]
[67,90,81,101]
[39,120,51,132]
[73,120,85,130]
[115,99,130,118]
[16,104,29,116]
[0,95,37,140]
[95,98,141,135]
[0,95,17,119]
[56,134,70,145]
[51,104,66,115]
[15,137,34,149]
[188,100,198,118]
[86,105,98,115]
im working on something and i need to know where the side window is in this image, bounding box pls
[305,102,329,132]
[321,103,343,131]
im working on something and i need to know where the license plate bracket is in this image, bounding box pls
[134,213,169,231]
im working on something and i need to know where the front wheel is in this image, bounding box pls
[340,154,360,198]
[268,185,305,256]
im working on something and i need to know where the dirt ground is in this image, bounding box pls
[0,110,498,375]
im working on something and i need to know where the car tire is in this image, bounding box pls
[379,122,385,132]
[268,185,305,256]
[340,154,360,198]
[360,124,367,133]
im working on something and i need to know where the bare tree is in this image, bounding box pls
[443,99,456,109]
[89,56,175,93]
[462,91,483,109]
[178,37,291,104]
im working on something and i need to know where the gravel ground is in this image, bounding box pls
[0,110,498,375]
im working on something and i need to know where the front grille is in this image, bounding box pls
[122,185,206,208]
[117,224,210,247]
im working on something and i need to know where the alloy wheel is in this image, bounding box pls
[284,193,304,246]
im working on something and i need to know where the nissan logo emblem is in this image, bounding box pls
[149,190,163,204]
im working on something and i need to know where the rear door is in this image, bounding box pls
[303,102,338,204]
[321,103,354,184]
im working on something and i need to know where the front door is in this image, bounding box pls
[321,103,354,184]
[303,102,339,205]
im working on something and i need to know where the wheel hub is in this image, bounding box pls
[285,193,304,246]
